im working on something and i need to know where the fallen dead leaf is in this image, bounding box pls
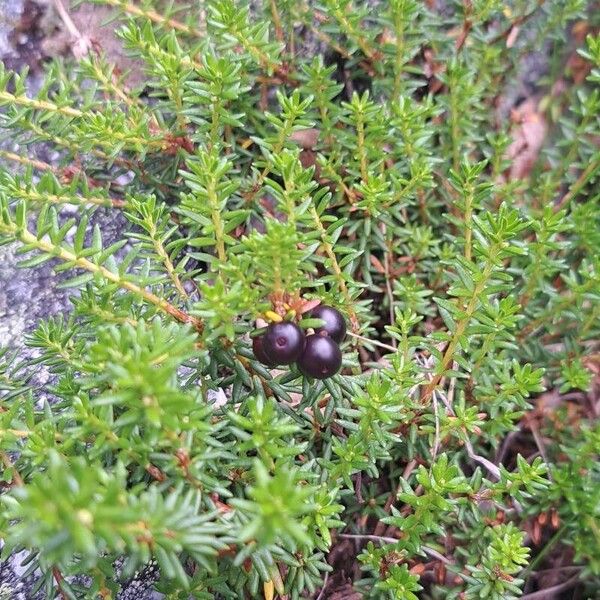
[505,98,547,181]
[370,255,386,275]
[423,48,445,94]
[290,128,320,149]
[409,562,426,576]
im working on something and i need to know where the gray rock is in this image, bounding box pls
[0,559,30,600]
[0,242,72,349]
[0,207,130,349]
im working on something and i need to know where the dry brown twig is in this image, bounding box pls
[520,574,581,600]
[0,451,24,486]
[435,389,502,481]
[52,0,95,58]
[314,571,329,600]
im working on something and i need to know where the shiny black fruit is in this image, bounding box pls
[252,335,277,366]
[297,334,342,380]
[262,322,305,365]
[310,305,347,343]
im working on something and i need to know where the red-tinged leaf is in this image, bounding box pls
[289,128,320,149]
[299,298,321,314]
[506,98,547,181]
[370,254,386,274]
[506,25,520,48]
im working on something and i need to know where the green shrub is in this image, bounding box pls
[0,0,598,597]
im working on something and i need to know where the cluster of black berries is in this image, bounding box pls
[252,305,346,380]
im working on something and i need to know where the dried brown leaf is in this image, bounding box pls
[299,149,318,169]
[506,98,547,180]
[370,255,386,274]
[290,128,320,149]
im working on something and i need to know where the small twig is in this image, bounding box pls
[0,451,24,486]
[11,186,125,209]
[531,566,583,576]
[354,471,364,504]
[520,574,581,600]
[53,567,68,600]
[269,0,284,42]
[52,0,81,39]
[436,390,502,481]
[421,261,495,404]
[455,0,473,52]
[421,545,454,566]
[315,572,329,600]
[347,331,397,353]
[12,227,203,333]
[310,207,361,334]
[328,6,377,62]
[464,437,501,481]
[339,533,402,544]
[151,234,189,300]
[495,429,521,465]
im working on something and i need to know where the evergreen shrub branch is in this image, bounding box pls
[0,1,598,598]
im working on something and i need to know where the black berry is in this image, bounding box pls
[310,305,347,343]
[297,334,342,380]
[262,321,305,365]
[252,335,277,366]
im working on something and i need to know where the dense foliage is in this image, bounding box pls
[0,0,599,597]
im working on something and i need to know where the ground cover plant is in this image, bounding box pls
[0,0,599,597]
